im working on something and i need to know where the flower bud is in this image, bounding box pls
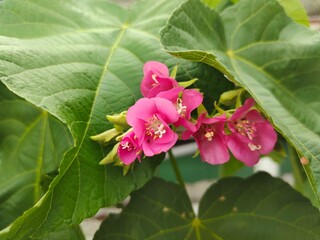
[106,111,129,131]
[99,143,120,165]
[91,128,121,145]
[219,89,243,106]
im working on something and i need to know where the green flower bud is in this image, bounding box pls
[106,111,129,131]
[219,89,243,106]
[99,143,120,165]
[122,164,131,176]
[90,128,121,146]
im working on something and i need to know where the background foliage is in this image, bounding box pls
[0,0,319,239]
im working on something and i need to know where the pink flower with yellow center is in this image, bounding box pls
[189,113,230,165]
[118,131,142,165]
[157,87,203,138]
[227,98,277,166]
[140,61,178,98]
[127,97,179,156]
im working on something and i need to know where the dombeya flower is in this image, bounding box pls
[140,61,178,98]
[157,87,203,137]
[118,131,142,165]
[227,98,277,166]
[127,97,179,156]
[192,113,229,164]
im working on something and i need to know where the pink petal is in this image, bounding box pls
[230,98,255,121]
[154,98,179,123]
[195,134,229,165]
[143,132,178,156]
[127,98,155,126]
[182,89,203,119]
[147,77,178,98]
[246,110,267,124]
[254,122,277,155]
[143,61,169,77]
[118,132,141,165]
[227,134,260,166]
[141,71,157,97]
[156,86,184,101]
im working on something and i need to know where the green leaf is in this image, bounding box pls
[277,0,309,27]
[202,0,233,11]
[202,0,309,26]
[161,0,320,204]
[94,172,320,239]
[176,61,234,113]
[43,225,85,240]
[0,0,185,238]
[0,83,73,230]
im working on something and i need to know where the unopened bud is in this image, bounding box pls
[115,128,133,141]
[113,155,132,175]
[122,164,131,176]
[106,111,129,131]
[219,89,243,106]
[91,128,121,145]
[99,143,120,165]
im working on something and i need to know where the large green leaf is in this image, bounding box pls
[0,83,73,229]
[43,225,85,240]
[94,172,320,239]
[161,0,320,202]
[202,0,309,26]
[0,0,189,238]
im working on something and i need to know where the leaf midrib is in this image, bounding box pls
[25,23,130,237]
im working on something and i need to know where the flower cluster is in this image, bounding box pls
[119,61,203,165]
[93,61,277,171]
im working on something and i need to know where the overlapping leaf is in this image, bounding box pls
[95,172,320,239]
[161,0,320,201]
[0,0,190,238]
[0,83,73,230]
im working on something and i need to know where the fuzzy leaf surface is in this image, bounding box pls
[161,0,320,202]
[95,172,320,240]
[0,0,185,238]
[0,83,72,230]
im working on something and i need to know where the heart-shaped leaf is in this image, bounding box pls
[95,172,320,240]
[161,0,320,202]
[0,83,72,230]
[0,0,187,238]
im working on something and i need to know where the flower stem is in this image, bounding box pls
[168,149,186,189]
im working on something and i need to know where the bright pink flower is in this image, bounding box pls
[227,98,277,166]
[127,97,179,156]
[118,131,142,165]
[191,113,229,165]
[157,87,203,138]
[140,61,178,98]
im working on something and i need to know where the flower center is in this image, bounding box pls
[145,114,166,139]
[151,74,159,87]
[200,124,215,142]
[176,98,187,117]
[121,141,134,151]
[235,119,257,140]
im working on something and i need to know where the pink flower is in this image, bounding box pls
[157,87,203,138]
[127,97,179,156]
[140,61,178,98]
[191,113,229,165]
[118,131,142,165]
[227,98,277,166]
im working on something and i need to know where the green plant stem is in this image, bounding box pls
[168,149,185,189]
[288,144,304,191]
